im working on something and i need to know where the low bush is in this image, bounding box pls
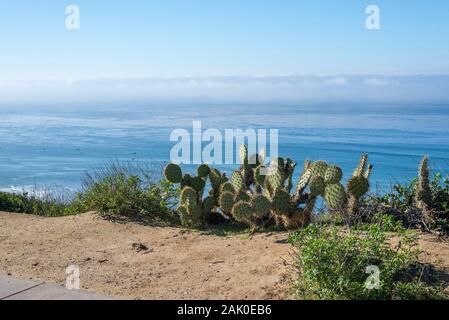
[72,161,178,219]
[351,213,405,233]
[288,224,447,300]
[364,171,449,233]
[0,190,74,217]
[0,161,178,219]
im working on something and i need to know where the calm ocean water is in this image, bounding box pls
[1,103,448,195]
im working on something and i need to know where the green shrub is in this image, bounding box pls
[366,171,449,232]
[288,224,447,300]
[0,161,178,219]
[72,161,178,218]
[0,191,74,217]
[352,213,405,233]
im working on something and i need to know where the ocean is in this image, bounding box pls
[1,102,448,195]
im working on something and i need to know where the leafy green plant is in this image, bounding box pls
[288,224,447,300]
[0,188,75,217]
[351,213,405,233]
[431,172,449,212]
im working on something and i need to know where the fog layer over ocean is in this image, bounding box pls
[1,103,448,195]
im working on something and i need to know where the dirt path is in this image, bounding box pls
[0,212,294,300]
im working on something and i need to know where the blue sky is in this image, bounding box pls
[0,0,448,103]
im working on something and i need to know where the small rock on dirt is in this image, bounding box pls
[131,242,153,253]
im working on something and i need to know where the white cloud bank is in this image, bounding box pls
[0,75,448,106]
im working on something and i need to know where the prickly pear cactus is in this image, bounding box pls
[164,163,218,226]
[197,164,211,178]
[271,189,292,215]
[232,200,253,223]
[219,182,235,194]
[251,194,271,218]
[234,191,251,204]
[209,169,221,190]
[219,192,235,214]
[296,161,312,195]
[180,186,198,209]
[324,183,347,210]
[190,176,206,193]
[415,155,432,212]
[202,196,216,214]
[347,176,369,199]
[170,146,375,230]
[324,165,343,184]
[309,176,326,197]
[181,173,192,188]
[164,163,183,184]
[231,171,244,193]
[353,154,368,177]
[346,154,372,215]
[239,144,248,165]
[311,160,328,177]
[254,166,267,186]
[268,169,284,191]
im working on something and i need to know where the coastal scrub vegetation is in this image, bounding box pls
[70,161,178,220]
[0,187,74,217]
[288,223,448,300]
[1,148,448,300]
[0,161,178,221]
[164,145,449,235]
[161,146,449,299]
[1,146,448,233]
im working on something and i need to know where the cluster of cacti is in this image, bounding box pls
[164,163,218,226]
[305,154,372,217]
[163,145,373,230]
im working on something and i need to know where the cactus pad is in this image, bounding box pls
[296,168,312,194]
[251,195,271,218]
[231,171,244,192]
[254,166,267,185]
[189,203,204,221]
[177,205,189,225]
[164,163,182,183]
[347,176,369,198]
[324,183,347,210]
[180,186,197,208]
[234,191,251,203]
[197,164,210,178]
[353,154,368,177]
[271,157,285,170]
[268,169,283,190]
[190,177,205,193]
[271,189,291,215]
[219,182,235,194]
[232,200,252,221]
[239,144,248,164]
[311,160,328,177]
[309,176,326,196]
[209,169,222,190]
[181,173,192,187]
[219,192,235,213]
[324,165,343,184]
[202,196,215,213]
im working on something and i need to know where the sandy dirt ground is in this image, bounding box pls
[0,212,295,300]
[1,211,449,300]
